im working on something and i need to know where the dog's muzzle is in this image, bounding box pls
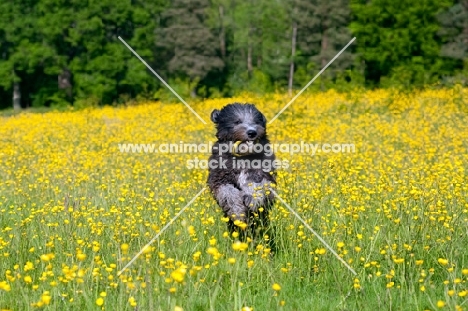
[231,140,259,157]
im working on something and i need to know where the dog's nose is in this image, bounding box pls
[247,130,257,138]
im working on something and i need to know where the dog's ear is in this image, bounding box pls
[211,109,220,123]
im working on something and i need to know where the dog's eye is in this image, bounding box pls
[234,120,241,125]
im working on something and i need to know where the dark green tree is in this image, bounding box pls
[0,0,55,109]
[438,0,468,83]
[160,0,224,97]
[219,0,289,94]
[350,0,452,87]
[1,0,468,110]
[6,0,168,108]
[282,0,355,93]
[61,0,167,105]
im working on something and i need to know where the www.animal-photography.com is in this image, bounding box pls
[1,0,468,310]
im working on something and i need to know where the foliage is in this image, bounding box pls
[0,0,467,109]
[350,0,453,87]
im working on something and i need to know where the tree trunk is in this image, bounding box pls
[190,82,197,98]
[58,68,72,100]
[256,27,262,68]
[247,27,253,78]
[320,29,328,91]
[462,0,468,87]
[462,0,468,83]
[247,44,252,78]
[190,88,197,98]
[464,26,468,45]
[218,5,226,59]
[288,22,297,97]
[13,78,21,111]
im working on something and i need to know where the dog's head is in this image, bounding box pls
[211,103,267,142]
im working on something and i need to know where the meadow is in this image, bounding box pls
[0,88,467,310]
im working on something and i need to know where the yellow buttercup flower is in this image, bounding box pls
[96,297,104,306]
[128,296,137,307]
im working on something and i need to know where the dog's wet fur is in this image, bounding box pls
[207,103,276,244]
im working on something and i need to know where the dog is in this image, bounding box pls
[207,103,276,241]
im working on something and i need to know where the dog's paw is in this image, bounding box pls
[243,194,254,207]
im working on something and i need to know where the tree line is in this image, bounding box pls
[0,0,467,110]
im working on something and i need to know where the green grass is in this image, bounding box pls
[0,90,467,310]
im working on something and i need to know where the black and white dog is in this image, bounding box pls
[207,103,276,238]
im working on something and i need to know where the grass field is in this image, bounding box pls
[0,88,467,310]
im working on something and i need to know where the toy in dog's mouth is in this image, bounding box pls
[232,140,259,157]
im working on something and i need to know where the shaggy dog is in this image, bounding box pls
[207,103,276,240]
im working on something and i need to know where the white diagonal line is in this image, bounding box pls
[270,188,357,276]
[117,187,206,276]
[269,37,356,124]
[118,36,207,125]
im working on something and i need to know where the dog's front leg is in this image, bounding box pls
[238,171,275,212]
[214,184,248,223]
